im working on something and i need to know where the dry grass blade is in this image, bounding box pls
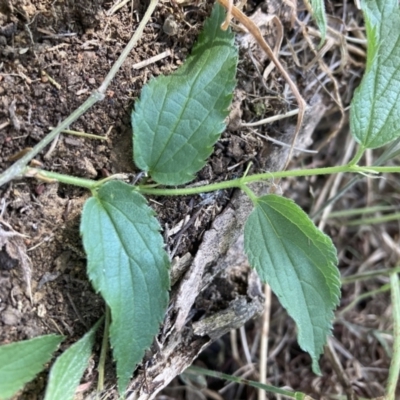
[0,0,160,187]
[262,15,283,81]
[217,0,307,170]
[297,20,346,150]
[258,284,271,400]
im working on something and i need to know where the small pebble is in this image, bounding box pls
[2,306,21,325]
[163,15,179,36]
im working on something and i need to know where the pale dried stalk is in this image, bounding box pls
[0,0,159,187]
[217,0,307,170]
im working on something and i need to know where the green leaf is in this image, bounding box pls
[80,181,170,394]
[350,0,400,149]
[0,335,64,399]
[132,3,237,185]
[44,319,102,400]
[309,0,327,45]
[244,195,340,374]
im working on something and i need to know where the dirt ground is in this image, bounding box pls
[0,0,396,399]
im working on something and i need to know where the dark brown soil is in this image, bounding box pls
[0,0,395,399]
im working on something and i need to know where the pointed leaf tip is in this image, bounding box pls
[244,195,340,373]
[310,0,327,46]
[81,181,170,393]
[44,319,102,400]
[132,3,238,185]
[0,335,64,399]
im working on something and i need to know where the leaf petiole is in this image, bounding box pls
[239,184,258,204]
[347,145,366,166]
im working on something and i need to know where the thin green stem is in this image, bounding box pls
[240,184,258,204]
[185,366,307,399]
[341,266,400,285]
[0,93,101,187]
[354,166,400,173]
[25,168,98,190]
[242,161,253,178]
[98,0,158,94]
[0,0,159,188]
[386,273,400,400]
[348,145,366,166]
[338,284,391,316]
[137,165,400,196]
[312,137,400,220]
[23,164,400,195]
[97,307,111,395]
[328,205,399,218]
[345,212,400,226]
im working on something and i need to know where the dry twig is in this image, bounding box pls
[217,0,307,170]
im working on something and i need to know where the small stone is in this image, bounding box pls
[163,15,179,36]
[37,303,46,318]
[228,137,244,160]
[2,306,21,325]
[84,158,98,178]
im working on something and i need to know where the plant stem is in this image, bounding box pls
[137,165,400,196]
[23,164,400,195]
[0,0,159,188]
[345,212,400,226]
[348,145,365,165]
[98,0,159,94]
[328,205,399,218]
[240,184,258,204]
[97,307,111,394]
[312,137,400,219]
[338,284,391,316]
[185,366,305,399]
[386,272,400,400]
[341,266,400,285]
[0,93,101,188]
[26,168,98,190]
